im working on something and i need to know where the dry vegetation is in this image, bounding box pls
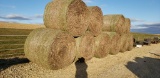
[24,28,76,70]
[0,0,160,77]
[44,0,89,37]
[0,22,45,29]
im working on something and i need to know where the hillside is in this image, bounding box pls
[0,22,45,29]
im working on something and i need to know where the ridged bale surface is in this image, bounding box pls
[119,34,129,52]
[88,6,103,37]
[127,33,133,51]
[106,32,121,55]
[102,15,125,34]
[24,28,76,70]
[124,18,131,33]
[75,32,95,61]
[94,32,110,58]
[44,0,89,37]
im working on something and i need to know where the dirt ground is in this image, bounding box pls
[0,44,160,78]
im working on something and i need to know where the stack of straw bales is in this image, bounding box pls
[103,15,133,54]
[24,0,133,70]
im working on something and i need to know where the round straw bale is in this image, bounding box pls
[75,32,95,61]
[94,32,110,58]
[106,32,121,55]
[127,33,133,51]
[102,15,125,34]
[44,0,89,37]
[87,6,103,37]
[124,18,131,33]
[119,34,129,52]
[24,28,76,70]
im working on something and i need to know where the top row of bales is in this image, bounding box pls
[44,0,131,37]
[25,0,133,70]
[44,0,103,37]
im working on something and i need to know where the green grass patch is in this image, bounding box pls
[132,32,160,41]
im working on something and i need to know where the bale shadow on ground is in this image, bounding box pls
[126,57,160,78]
[75,57,88,78]
[0,57,29,71]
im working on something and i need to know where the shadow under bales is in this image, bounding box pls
[75,57,88,78]
[0,57,29,71]
[126,57,160,78]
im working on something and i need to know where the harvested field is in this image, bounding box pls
[44,0,89,37]
[0,22,45,29]
[1,43,160,78]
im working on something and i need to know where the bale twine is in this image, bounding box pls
[106,32,121,55]
[94,32,110,58]
[124,18,131,33]
[44,0,89,37]
[75,32,95,61]
[102,15,125,34]
[87,6,103,37]
[119,34,129,52]
[24,28,76,70]
[127,33,133,51]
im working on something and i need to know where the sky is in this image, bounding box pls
[0,0,160,34]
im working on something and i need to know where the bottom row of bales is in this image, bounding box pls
[24,28,133,70]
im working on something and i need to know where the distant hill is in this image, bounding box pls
[0,22,45,29]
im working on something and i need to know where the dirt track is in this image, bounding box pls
[0,44,160,78]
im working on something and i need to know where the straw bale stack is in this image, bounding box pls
[119,34,129,52]
[102,15,125,35]
[44,0,89,37]
[88,6,103,37]
[124,18,131,33]
[94,32,111,58]
[127,33,133,51]
[75,32,95,61]
[106,32,121,55]
[24,28,76,70]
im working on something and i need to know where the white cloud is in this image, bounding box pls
[0,14,32,20]
[131,25,149,29]
[130,18,145,22]
[0,14,44,24]
[34,14,43,18]
[137,22,160,26]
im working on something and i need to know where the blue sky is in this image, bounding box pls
[0,0,160,34]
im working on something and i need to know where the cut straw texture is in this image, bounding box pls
[24,28,76,70]
[127,33,133,51]
[44,0,89,37]
[102,15,125,35]
[119,34,129,52]
[88,6,103,37]
[75,32,95,61]
[94,32,110,58]
[106,32,121,55]
[119,33,133,52]
[124,18,131,33]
